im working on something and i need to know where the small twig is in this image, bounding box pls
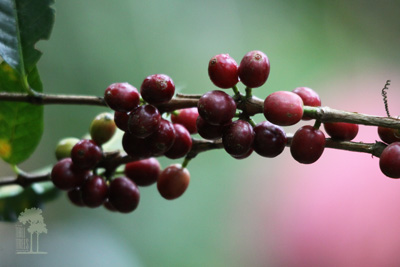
[381,80,391,118]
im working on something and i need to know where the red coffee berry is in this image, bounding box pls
[140,74,175,104]
[196,116,226,140]
[51,158,90,190]
[145,119,176,156]
[324,122,359,141]
[157,164,190,200]
[128,104,161,138]
[108,177,140,213]
[253,121,287,158]
[379,142,400,178]
[67,187,85,207]
[104,82,140,112]
[290,125,326,164]
[222,120,254,157]
[292,87,321,120]
[124,158,161,187]
[165,124,193,159]
[208,54,239,89]
[197,90,236,126]
[114,111,130,132]
[264,91,304,126]
[71,139,102,170]
[238,50,270,88]
[378,126,400,144]
[171,107,199,134]
[81,175,109,208]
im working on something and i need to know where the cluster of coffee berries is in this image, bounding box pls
[51,75,196,213]
[50,51,400,215]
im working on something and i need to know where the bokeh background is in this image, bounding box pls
[1,0,400,266]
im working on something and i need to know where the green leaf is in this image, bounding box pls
[0,61,43,164]
[0,182,59,222]
[0,0,55,78]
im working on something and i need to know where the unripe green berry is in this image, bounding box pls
[55,137,80,160]
[90,112,116,145]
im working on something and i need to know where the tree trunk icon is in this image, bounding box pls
[17,207,48,254]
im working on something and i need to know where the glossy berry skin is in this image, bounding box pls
[67,187,85,207]
[253,121,287,158]
[140,74,175,104]
[71,139,102,170]
[171,107,199,134]
[157,164,190,200]
[264,91,304,126]
[238,50,270,88]
[55,137,80,160]
[197,90,236,126]
[378,126,400,144]
[128,104,161,138]
[222,120,254,157]
[108,177,140,213]
[103,200,117,212]
[379,142,400,178]
[90,112,116,145]
[81,175,109,208]
[104,82,140,112]
[196,116,226,140]
[124,158,161,186]
[165,124,193,159]
[146,119,176,156]
[114,111,130,132]
[324,122,359,141]
[208,54,239,89]
[51,158,90,190]
[290,125,326,164]
[231,148,253,159]
[292,87,321,120]
[122,132,153,159]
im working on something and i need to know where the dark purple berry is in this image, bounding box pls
[140,74,175,104]
[290,125,326,164]
[104,83,140,112]
[222,120,254,157]
[51,158,90,190]
[124,158,161,186]
[145,119,176,156]
[71,139,102,170]
[208,54,239,89]
[114,111,130,132]
[324,122,359,141]
[128,104,161,138]
[81,175,109,208]
[108,177,140,213]
[379,142,400,178]
[378,126,400,144]
[196,116,226,140]
[197,90,236,126]
[122,132,153,159]
[238,50,270,88]
[157,164,190,200]
[253,121,287,157]
[67,187,85,207]
[165,124,193,159]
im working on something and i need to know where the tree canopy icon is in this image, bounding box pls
[18,207,48,254]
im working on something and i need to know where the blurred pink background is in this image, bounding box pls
[230,69,400,266]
